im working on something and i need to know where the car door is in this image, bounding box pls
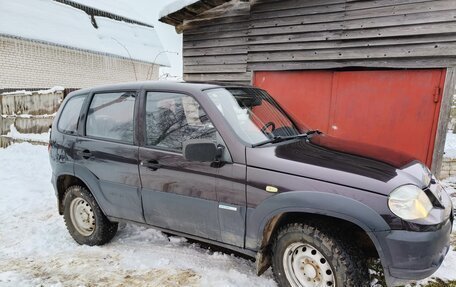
[51,93,88,177]
[73,90,144,223]
[139,91,245,243]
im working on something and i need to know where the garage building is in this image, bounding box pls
[160,0,456,176]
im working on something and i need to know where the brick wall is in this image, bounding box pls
[0,36,160,89]
[440,158,456,180]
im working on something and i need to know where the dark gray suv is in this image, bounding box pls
[49,81,453,287]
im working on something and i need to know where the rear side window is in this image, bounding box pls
[57,94,86,134]
[86,92,136,144]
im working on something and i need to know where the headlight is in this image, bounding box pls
[388,185,433,220]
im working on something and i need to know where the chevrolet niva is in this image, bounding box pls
[49,81,453,287]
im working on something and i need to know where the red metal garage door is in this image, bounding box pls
[253,70,446,167]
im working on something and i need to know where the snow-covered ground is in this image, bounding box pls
[445,132,456,158]
[0,143,454,287]
[0,143,275,287]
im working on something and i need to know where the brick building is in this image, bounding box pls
[0,0,170,90]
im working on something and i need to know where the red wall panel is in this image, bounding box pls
[253,69,446,167]
[253,71,333,133]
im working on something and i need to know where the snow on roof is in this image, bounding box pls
[67,0,152,26]
[0,0,170,66]
[159,0,199,19]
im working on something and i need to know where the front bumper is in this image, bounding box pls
[384,218,452,285]
[376,192,454,287]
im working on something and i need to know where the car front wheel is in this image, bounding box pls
[63,185,118,245]
[272,222,369,287]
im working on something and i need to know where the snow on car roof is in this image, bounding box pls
[0,0,170,66]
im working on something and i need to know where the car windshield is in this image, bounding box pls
[205,87,301,145]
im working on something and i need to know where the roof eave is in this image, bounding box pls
[159,0,231,31]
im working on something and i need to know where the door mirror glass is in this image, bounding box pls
[183,139,221,162]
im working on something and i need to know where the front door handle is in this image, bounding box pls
[141,160,162,171]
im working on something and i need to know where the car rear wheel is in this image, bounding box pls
[272,222,369,287]
[63,185,118,245]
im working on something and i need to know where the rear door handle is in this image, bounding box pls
[79,149,93,159]
[141,160,162,171]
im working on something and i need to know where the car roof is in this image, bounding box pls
[68,81,254,97]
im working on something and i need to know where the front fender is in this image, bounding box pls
[245,190,390,252]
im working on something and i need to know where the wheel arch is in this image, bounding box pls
[247,191,391,276]
[56,171,107,217]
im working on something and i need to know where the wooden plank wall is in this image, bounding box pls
[182,0,456,83]
[183,1,251,83]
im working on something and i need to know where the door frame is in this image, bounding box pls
[432,67,456,176]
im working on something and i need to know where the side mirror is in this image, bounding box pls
[183,139,223,162]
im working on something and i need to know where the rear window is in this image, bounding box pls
[57,94,87,134]
[86,92,136,144]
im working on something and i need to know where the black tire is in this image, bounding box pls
[63,185,118,246]
[272,222,370,287]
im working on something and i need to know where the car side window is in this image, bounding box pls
[145,92,216,151]
[86,92,136,144]
[57,94,87,134]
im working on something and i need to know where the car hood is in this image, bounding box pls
[246,134,426,196]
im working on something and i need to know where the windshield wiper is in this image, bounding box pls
[251,136,288,148]
[251,130,322,148]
